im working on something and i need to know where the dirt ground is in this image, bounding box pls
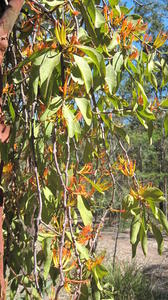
[97,227,168,297]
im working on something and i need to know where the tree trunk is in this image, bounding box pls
[0,1,24,298]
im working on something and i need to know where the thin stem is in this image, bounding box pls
[68,207,83,300]
[31,102,42,295]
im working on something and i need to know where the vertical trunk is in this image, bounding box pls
[0,1,24,297]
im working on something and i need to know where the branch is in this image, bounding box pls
[31,102,42,295]
[133,0,153,6]
[90,91,116,253]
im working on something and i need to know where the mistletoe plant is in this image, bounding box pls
[0,0,168,299]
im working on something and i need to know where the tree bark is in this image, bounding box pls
[0,1,24,298]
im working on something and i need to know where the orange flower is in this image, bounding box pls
[103,5,108,21]
[53,247,71,269]
[78,163,94,175]
[115,156,136,177]
[138,95,143,106]
[130,183,151,202]
[3,162,13,174]
[86,254,105,271]
[153,32,168,49]
[78,225,93,245]
[129,49,139,60]
[71,10,80,16]
[3,83,14,95]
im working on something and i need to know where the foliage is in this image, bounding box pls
[102,261,153,300]
[1,0,168,298]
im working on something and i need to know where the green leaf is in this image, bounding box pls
[108,32,120,51]
[95,9,105,28]
[164,113,168,136]
[95,264,108,279]
[132,231,140,258]
[142,187,164,201]
[135,81,148,108]
[76,242,90,260]
[74,55,93,93]
[79,285,89,300]
[130,214,141,245]
[160,98,168,108]
[140,224,147,256]
[77,45,105,77]
[38,232,56,242]
[63,105,81,138]
[105,63,117,94]
[43,0,64,6]
[158,208,168,234]
[109,0,119,6]
[8,98,15,122]
[43,186,55,202]
[77,2,97,45]
[42,237,53,280]
[113,52,123,72]
[81,175,104,194]
[77,195,93,226]
[150,73,157,90]
[75,98,92,126]
[151,223,163,255]
[40,52,61,100]
[92,267,103,291]
[40,97,62,122]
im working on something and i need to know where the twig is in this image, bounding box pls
[133,0,153,7]
[118,139,139,188]
[53,126,66,190]
[90,91,116,253]
[40,220,59,235]
[112,205,121,269]
[68,207,83,300]
[55,135,70,299]
[67,0,79,36]
[31,102,42,295]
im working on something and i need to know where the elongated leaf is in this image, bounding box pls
[158,208,168,234]
[140,224,147,256]
[42,237,53,280]
[8,99,15,122]
[92,267,103,291]
[43,186,55,202]
[135,81,148,108]
[75,97,92,126]
[160,98,168,108]
[142,187,164,202]
[77,195,92,226]
[132,231,140,258]
[105,63,117,94]
[151,223,163,255]
[40,52,61,99]
[40,97,62,122]
[77,45,105,77]
[81,175,104,194]
[113,52,123,72]
[74,55,93,93]
[63,105,81,138]
[130,214,141,244]
[164,113,168,136]
[76,242,89,260]
[95,8,105,28]
[43,0,64,6]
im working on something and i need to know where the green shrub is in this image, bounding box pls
[102,261,154,300]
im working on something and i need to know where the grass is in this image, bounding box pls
[102,261,154,300]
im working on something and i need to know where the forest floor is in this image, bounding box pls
[98,226,168,298]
